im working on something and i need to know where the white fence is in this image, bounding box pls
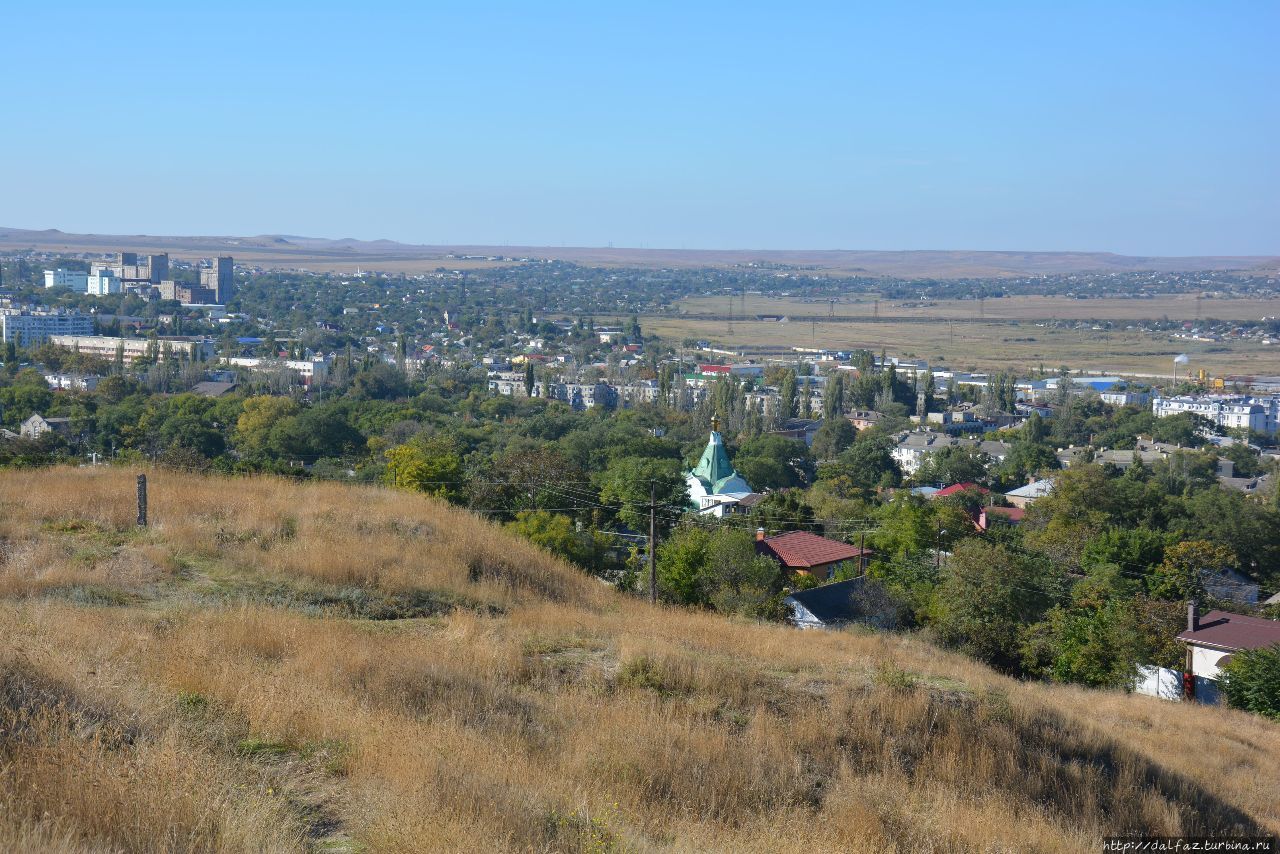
[1133,665,1183,701]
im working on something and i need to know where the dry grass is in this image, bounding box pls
[1,467,1278,852]
[678,293,1280,323]
[648,315,1280,376]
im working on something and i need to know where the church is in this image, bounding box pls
[685,418,757,516]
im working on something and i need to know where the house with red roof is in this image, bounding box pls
[756,530,871,582]
[1177,605,1280,702]
[931,483,989,499]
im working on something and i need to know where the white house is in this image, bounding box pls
[1177,606,1280,703]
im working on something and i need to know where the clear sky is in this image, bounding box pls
[3,1,1276,255]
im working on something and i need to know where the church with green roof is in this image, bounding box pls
[685,419,755,517]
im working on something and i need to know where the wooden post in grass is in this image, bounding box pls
[137,474,148,527]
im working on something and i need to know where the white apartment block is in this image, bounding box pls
[44,269,89,290]
[1152,395,1279,435]
[48,334,216,363]
[1,311,94,346]
[225,356,330,385]
[87,272,122,295]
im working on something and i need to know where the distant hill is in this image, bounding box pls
[1,225,1275,277]
[0,466,1277,850]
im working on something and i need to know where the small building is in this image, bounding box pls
[1178,607,1280,703]
[846,410,883,431]
[785,576,895,630]
[1005,478,1054,508]
[757,529,870,582]
[20,414,71,439]
[771,417,822,447]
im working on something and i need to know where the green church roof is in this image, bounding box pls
[687,428,752,496]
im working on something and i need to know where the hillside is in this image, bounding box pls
[2,226,1277,277]
[1,468,1278,852]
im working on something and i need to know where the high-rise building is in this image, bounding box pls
[199,256,234,303]
[44,269,89,290]
[87,271,122,295]
[146,253,169,283]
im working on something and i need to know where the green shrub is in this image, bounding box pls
[1217,644,1280,720]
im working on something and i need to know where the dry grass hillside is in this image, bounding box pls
[1,467,1278,852]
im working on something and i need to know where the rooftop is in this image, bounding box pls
[1178,610,1280,652]
[785,577,876,626]
[934,482,989,498]
[760,531,869,569]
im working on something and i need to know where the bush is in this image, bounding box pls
[1217,644,1280,720]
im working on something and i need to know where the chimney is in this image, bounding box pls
[756,527,766,542]
[1187,601,1199,632]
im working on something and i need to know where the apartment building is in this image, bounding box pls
[1,310,94,346]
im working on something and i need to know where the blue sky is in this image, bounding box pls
[3,1,1276,254]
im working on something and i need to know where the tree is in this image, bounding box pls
[1024,464,1118,572]
[1151,412,1205,447]
[928,539,1064,673]
[818,434,901,495]
[734,434,815,490]
[657,526,785,618]
[778,370,797,421]
[811,417,856,461]
[597,456,685,534]
[997,440,1058,488]
[1217,644,1280,720]
[920,370,937,415]
[506,510,612,575]
[384,434,465,502]
[1022,411,1047,444]
[235,395,300,458]
[749,491,815,533]
[912,445,991,487]
[824,372,845,419]
[1148,539,1237,601]
[523,361,535,397]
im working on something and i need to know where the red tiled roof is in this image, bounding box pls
[760,531,868,569]
[934,483,990,498]
[1177,610,1280,652]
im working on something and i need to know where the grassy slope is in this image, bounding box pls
[1,468,1277,852]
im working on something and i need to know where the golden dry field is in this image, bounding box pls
[2,468,1279,852]
[677,293,1280,322]
[649,294,1280,376]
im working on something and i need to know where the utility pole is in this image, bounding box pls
[136,474,148,527]
[648,482,657,604]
